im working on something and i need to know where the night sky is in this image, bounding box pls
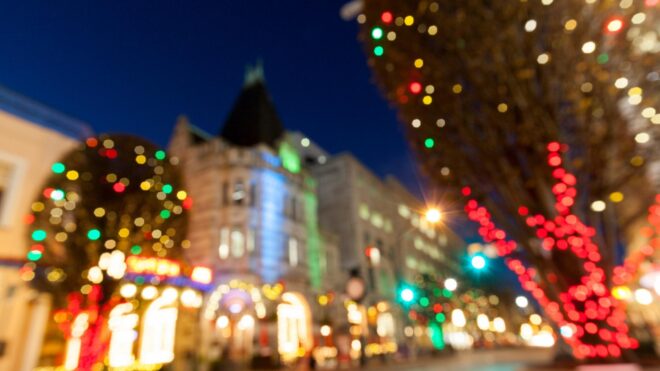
[0,1,426,194]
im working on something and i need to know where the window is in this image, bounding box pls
[232,181,245,205]
[218,228,229,259]
[231,229,245,257]
[288,237,298,267]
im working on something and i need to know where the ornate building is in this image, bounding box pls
[168,66,343,366]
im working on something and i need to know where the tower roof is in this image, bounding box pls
[219,63,285,148]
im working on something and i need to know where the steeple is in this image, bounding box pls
[219,61,285,148]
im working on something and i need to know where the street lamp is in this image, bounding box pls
[424,207,442,224]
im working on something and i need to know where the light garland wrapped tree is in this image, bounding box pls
[356,0,658,361]
[21,134,190,370]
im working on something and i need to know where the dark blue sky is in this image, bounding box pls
[0,0,426,193]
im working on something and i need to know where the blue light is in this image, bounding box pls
[255,168,287,283]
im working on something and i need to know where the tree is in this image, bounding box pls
[357,0,658,361]
[22,134,190,370]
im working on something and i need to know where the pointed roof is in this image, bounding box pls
[219,62,285,148]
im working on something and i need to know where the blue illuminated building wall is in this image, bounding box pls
[255,166,287,283]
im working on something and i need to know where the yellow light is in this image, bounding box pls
[93,207,105,217]
[87,267,103,284]
[422,95,433,105]
[452,84,462,94]
[628,87,642,97]
[451,309,466,327]
[191,266,213,284]
[564,19,577,31]
[216,315,229,329]
[612,286,633,301]
[118,228,130,238]
[318,295,329,306]
[404,16,414,26]
[320,325,332,337]
[427,25,438,35]
[278,292,313,361]
[31,202,45,212]
[140,181,151,191]
[141,286,159,300]
[497,103,508,112]
[520,323,533,340]
[493,317,506,333]
[176,190,187,200]
[425,208,442,223]
[135,155,147,164]
[529,314,542,325]
[108,303,138,367]
[66,170,79,180]
[414,58,424,68]
[609,192,624,203]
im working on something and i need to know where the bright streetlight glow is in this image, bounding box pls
[515,296,529,308]
[425,207,442,223]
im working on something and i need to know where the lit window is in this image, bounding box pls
[359,203,370,220]
[218,228,229,259]
[231,229,245,257]
[232,181,245,204]
[289,237,298,267]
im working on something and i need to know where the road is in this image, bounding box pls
[351,348,554,371]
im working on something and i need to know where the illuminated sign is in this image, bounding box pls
[108,303,139,367]
[64,313,89,370]
[126,256,181,277]
[139,288,179,365]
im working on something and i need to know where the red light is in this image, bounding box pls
[381,11,393,24]
[106,149,118,159]
[86,137,98,147]
[547,142,561,152]
[605,17,624,33]
[461,186,471,196]
[409,82,422,94]
[113,183,126,193]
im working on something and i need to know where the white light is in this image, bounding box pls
[108,303,138,368]
[635,132,650,144]
[529,330,555,348]
[582,41,596,54]
[591,200,606,212]
[216,315,229,329]
[444,278,458,291]
[515,296,529,308]
[560,325,574,338]
[87,266,103,284]
[530,314,543,325]
[451,309,466,328]
[520,323,533,340]
[119,283,137,298]
[425,208,442,223]
[541,0,553,5]
[141,286,159,300]
[238,314,255,330]
[180,289,200,308]
[63,313,89,370]
[139,293,178,365]
[301,137,310,147]
[537,53,550,65]
[411,119,421,128]
[351,339,362,351]
[493,317,506,333]
[320,325,332,337]
[634,288,653,305]
[477,314,490,331]
[614,77,629,89]
[524,19,537,32]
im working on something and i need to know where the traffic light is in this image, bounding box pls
[470,254,487,270]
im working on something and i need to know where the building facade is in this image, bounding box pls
[168,69,344,366]
[0,86,91,371]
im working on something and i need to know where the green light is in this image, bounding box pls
[32,230,47,241]
[442,288,453,298]
[27,250,43,261]
[160,209,171,219]
[51,162,66,174]
[135,276,145,285]
[279,142,301,174]
[424,138,435,149]
[429,322,445,349]
[373,46,384,56]
[371,27,384,40]
[155,150,166,160]
[597,53,609,64]
[433,288,441,297]
[162,184,173,194]
[131,245,142,255]
[87,229,101,241]
[419,297,430,307]
[435,313,446,323]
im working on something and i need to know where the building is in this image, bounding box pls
[168,66,344,366]
[304,148,465,355]
[0,85,91,371]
